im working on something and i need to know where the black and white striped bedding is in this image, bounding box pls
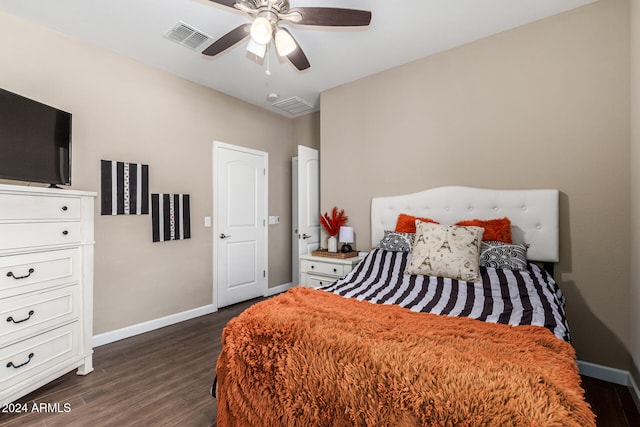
[321,249,570,341]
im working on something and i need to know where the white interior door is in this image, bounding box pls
[293,145,319,284]
[214,142,267,308]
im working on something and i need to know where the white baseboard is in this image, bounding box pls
[577,360,640,410]
[93,283,294,348]
[577,360,630,385]
[92,304,217,347]
[265,282,292,297]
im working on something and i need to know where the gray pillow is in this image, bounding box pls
[377,230,414,252]
[479,241,528,270]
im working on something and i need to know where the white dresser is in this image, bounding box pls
[0,184,95,405]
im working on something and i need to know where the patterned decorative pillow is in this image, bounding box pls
[377,230,414,252]
[405,222,484,283]
[479,241,528,270]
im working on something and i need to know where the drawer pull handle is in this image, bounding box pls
[6,268,35,280]
[310,265,315,269]
[6,353,34,369]
[62,230,69,236]
[333,268,337,273]
[61,206,68,211]
[7,310,35,324]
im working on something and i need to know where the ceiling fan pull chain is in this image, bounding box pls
[265,45,271,75]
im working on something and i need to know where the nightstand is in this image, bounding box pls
[299,254,361,289]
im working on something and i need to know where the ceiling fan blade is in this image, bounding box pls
[281,29,310,71]
[234,2,258,16]
[287,7,371,27]
[208,0,239,9]
[202,24,250,56]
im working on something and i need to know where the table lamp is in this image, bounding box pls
[339,226,354,253]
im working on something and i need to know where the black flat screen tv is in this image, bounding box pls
[0,88,71,185]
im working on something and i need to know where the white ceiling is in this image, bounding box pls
[0,0,596,117]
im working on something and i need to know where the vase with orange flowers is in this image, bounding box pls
[319,207,348,253]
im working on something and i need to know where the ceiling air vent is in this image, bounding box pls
[272,96,315,115]
[164,22,211,50]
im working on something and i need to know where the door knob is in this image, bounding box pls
[219,233,231,239]
[301,234,311,239]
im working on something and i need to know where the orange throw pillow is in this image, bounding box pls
[395,213,438,233]
[455,217,512,243]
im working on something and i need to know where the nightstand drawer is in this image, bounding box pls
[307,275,336,289]
[0,222,81,252]
[1,285,80,343]
[0,322,81,390]
[300,260,347,277]
[0,249,79,296]
[0,194,81,221]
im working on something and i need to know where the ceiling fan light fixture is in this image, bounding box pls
[204,0,372,71]
[246,38,267,58]
[250,16,273,45]
[275,28,297,57]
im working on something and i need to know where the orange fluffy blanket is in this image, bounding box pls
[216,287,595,426]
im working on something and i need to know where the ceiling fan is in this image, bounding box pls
[202,0,372,71]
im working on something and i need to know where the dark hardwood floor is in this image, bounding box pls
[581,375,640,427]
[0,298,258,427]
[1,297,638,426]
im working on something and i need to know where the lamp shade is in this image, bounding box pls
[339,226,354,243]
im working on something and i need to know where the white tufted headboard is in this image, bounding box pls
[371,186,559,263]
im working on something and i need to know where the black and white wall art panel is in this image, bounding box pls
[101,160,149,215]
[151,194,191,242]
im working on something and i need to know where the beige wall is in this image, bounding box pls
[321,0,631,369]
[0,12,313,335]
[631,0,640,382]
[293,112,321,151]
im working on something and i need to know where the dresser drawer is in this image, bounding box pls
[0,194,81,221]
[0,322,80,391]
[300,260,347,277]
[0,285,80,343]
[0,249,79,296]
[0,222,81,252]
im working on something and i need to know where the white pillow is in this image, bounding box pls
[405,221,484,283]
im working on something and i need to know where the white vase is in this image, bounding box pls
[328,236,338,253]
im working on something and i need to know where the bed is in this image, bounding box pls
[214,187,595,426]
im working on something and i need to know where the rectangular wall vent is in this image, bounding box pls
[164,22,211,50]
[272,96,315,115]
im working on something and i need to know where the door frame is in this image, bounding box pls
[293,146,320,285]
[292,156,299,286]
[212,141,268,309]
